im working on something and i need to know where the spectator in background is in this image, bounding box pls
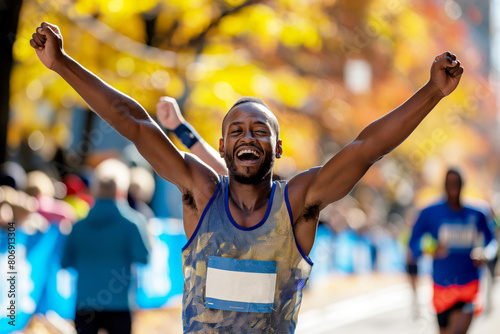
[0,185,47,233]
[127,166,156,220]
[61,159,150,334]
[63,173,95,219]
[0,191,14,227]
[0,161,27,191]
[26,170,77,225]
[407,168,498,334]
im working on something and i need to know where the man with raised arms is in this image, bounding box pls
[31,22,463,333]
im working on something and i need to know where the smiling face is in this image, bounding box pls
[219,102,282,184]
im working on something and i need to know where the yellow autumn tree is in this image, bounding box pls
[8,0,499,205]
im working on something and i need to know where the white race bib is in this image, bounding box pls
[205,256,277,313]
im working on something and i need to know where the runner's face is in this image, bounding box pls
[445,172,462,200]
[220,103,281,184]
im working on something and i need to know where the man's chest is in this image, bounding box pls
[435,214,480,249]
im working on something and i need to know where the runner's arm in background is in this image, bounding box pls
[472,212,498,267]
[408,209,432,262]
[156,97,228,176]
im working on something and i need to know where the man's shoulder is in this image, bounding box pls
[421,201,447,213]
[462,205,487,218]
[286,167,321,195]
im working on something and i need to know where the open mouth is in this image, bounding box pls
[236,149,261,162]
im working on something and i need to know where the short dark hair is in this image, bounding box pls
[222,97,277,137]
[229,97,271,112]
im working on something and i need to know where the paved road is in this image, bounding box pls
[296,278,500,334]
[30,274,499,334]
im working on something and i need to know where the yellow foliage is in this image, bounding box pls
[74,0,157,16]
[9,0,498,203]
[165,73,186,98]
[274,73,309,108]
[280,14,322,50]
[219,13,249,37]
[225,0,246,6]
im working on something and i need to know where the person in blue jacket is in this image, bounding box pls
[62,159,150,334]
[408,168,497,334]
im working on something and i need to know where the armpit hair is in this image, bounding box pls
[297,201,321,224]
[182,189,197,211]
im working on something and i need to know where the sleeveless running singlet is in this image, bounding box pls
[182,176,313,333]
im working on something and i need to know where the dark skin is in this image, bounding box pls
[219,104,282,227]
[433,172,463,259]
[440,171,487,334]
[31,22,463,258]
[408,171,484,334]
[435,172,488,266]
[445,171,462,210]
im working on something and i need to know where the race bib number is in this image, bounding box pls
[205,256,277,313]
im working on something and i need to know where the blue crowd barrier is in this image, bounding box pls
[136,218,186,308]
[0,218,186,333]
[308,224,335,281]
[1,225,62,333]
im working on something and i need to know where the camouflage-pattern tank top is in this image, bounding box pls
[182,176,313,333]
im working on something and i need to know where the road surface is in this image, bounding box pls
[296,276,500,334]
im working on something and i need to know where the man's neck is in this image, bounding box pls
[227,176,273,213]
[446,197,462,211]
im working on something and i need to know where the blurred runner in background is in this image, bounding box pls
[408,168,498,334]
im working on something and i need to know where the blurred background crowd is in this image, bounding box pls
[2,0,500,333]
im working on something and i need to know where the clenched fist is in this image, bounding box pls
[428,51,464,97]
[30,22,66,70]
[156,96,186,130]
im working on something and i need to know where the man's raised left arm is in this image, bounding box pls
[294,52,463,210]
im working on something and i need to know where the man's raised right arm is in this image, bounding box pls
[156,96,228,176]
[30,22,216,191]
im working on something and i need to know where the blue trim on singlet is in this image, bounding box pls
[182,176,223,251]
[208,255,277,274]
[284,183,314,266]
[205,298,274,313]
[224,180,277,231]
